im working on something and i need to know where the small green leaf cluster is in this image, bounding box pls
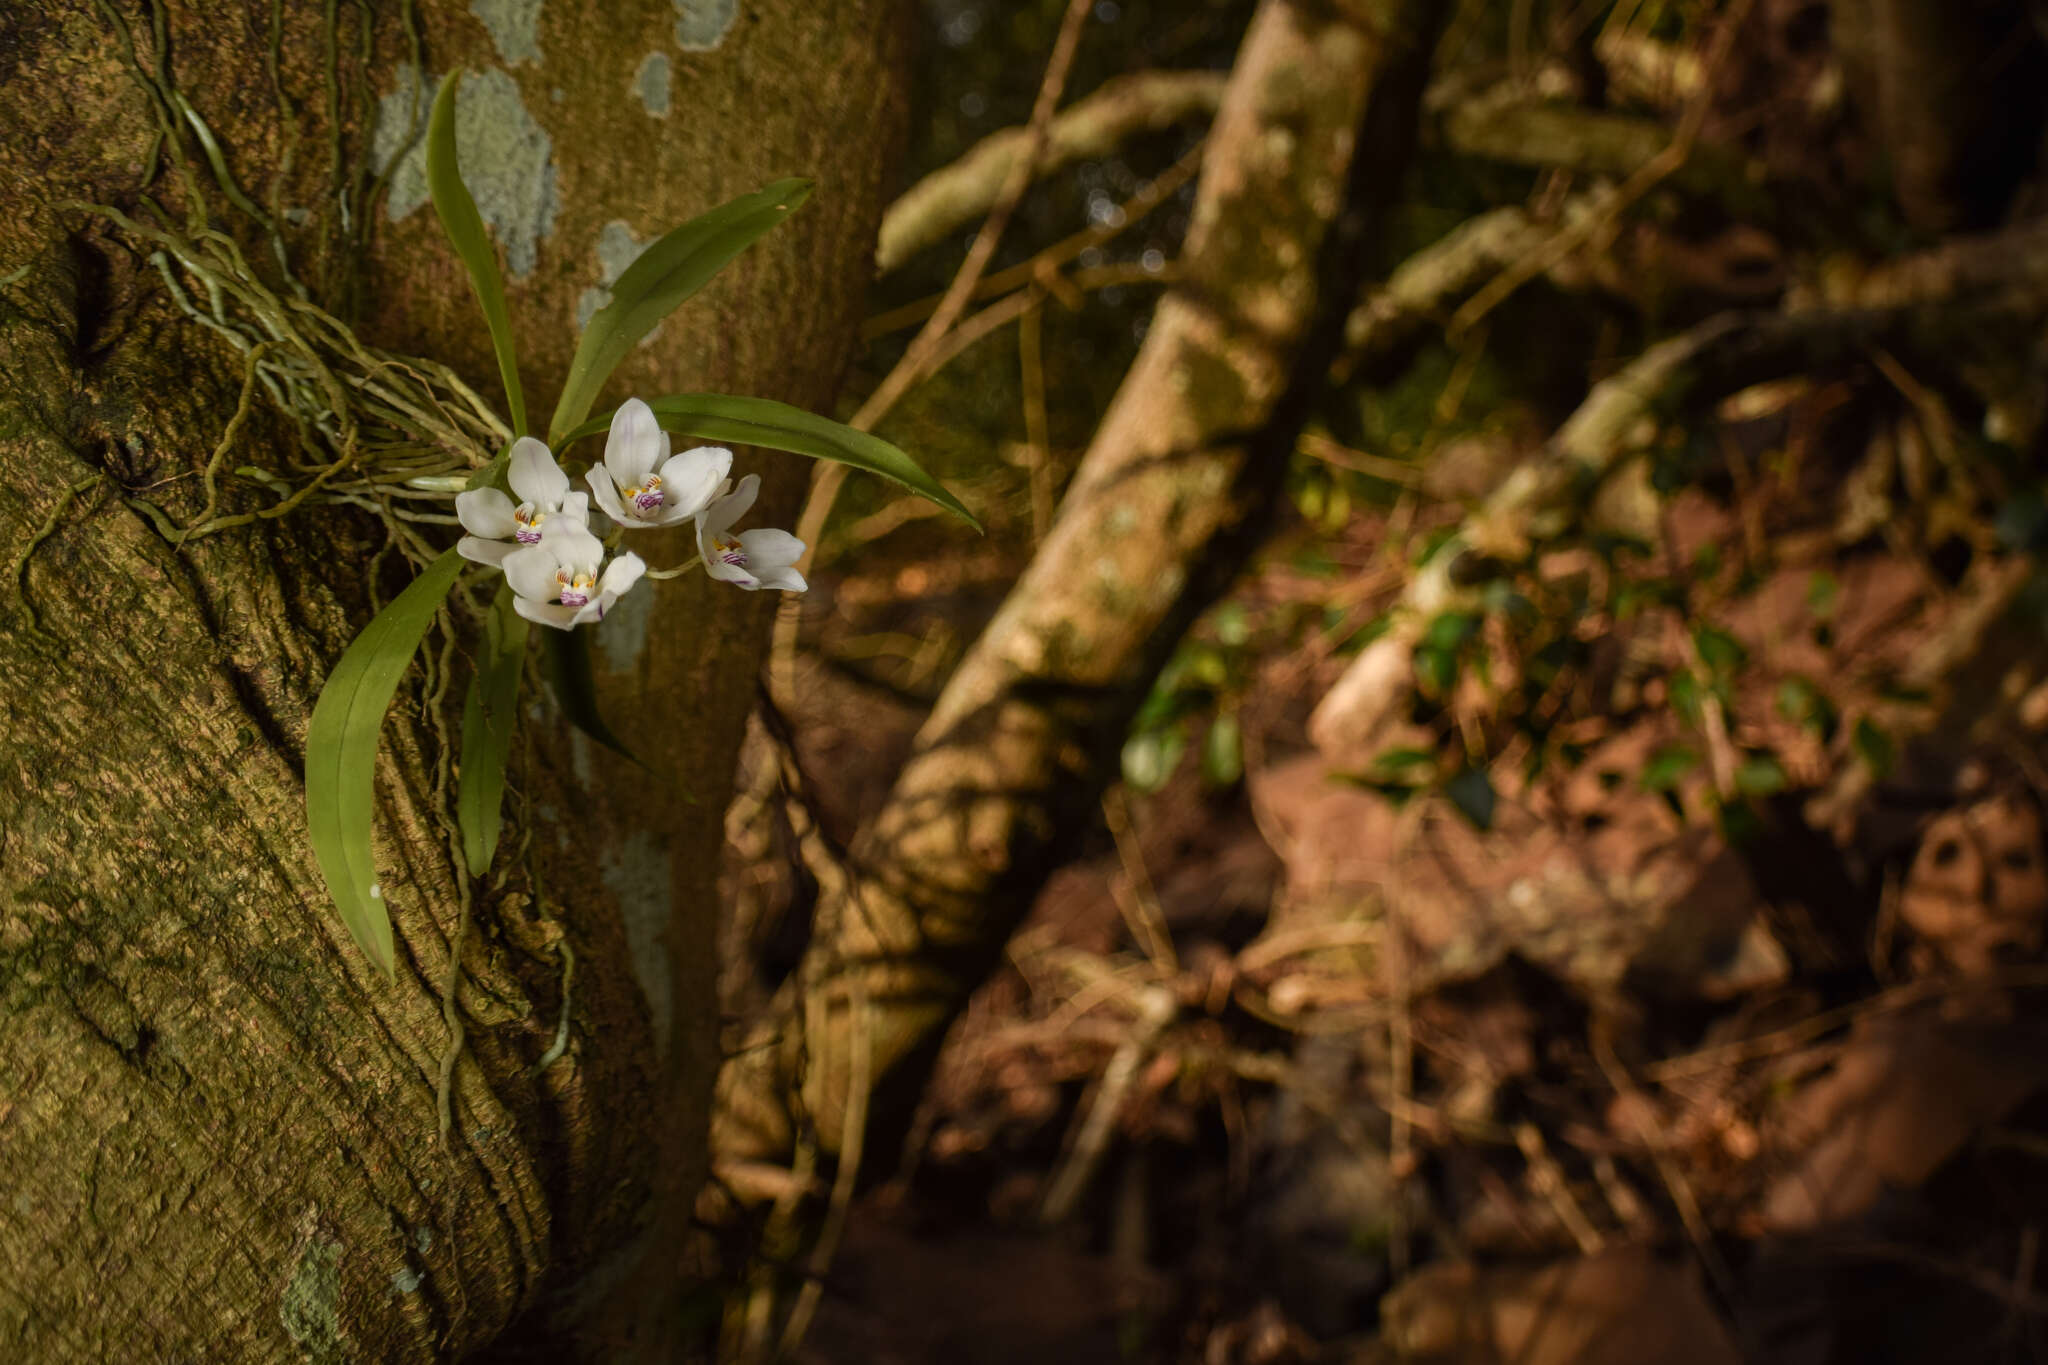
[1122,602,1255,794]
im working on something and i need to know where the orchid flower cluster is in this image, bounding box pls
[454,397,807,629]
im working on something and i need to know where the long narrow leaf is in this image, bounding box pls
[427,72,528,437]
[306,548,465,979]
[548,179,813,443]
[561,392,981,530]
[540,630,641,766]
[457,583,530,877]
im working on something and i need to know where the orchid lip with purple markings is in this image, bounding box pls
[586,397,731,529]
[503,520,646,630]
[457,436,588,570]
[693,472,808,594]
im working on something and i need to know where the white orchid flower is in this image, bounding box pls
[455,437,589,568]
[502,518,646,630]
[586,397,731,529]
[694,473,807,593]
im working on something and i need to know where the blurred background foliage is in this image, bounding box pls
[736,1,2048,1361]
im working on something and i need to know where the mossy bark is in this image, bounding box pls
[0,2,907,1361]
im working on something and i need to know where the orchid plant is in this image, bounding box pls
[306,73,976,980]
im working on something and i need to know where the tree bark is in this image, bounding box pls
[713,0,1447,1178]
[0,2,906,1361]
[1829,0,2048,232]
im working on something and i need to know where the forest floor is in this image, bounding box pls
[725,454,2048,1364]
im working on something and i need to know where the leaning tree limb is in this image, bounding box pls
[875,69,1227,275]
[712,0,1448,1175]
[874,64,1767,281]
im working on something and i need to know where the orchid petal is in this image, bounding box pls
[455,487,518,540]
[736,528,803,569]
[705,557,759,588]
[539,512,603,556]
[457,536,516,568]
[753,565,807,593]
[507,436,570,508]
[604,397,664,487]
[598,551,647,600]
[555,490,592,532]
[512,594,582,630]
[656,446,733,522]
[709,473,761,535]
[502,545,559,603]
[639,502,695,528]
[585,468,628,525]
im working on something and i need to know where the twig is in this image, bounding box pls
[854,0,1093,437]
[1592,1015,1733,1298]
[770,0,1094,699]
[864,145,1202,339]
[1637,968,2048,1082]
[1446,0,1757,341]
[1515,1120,1605,1254]
[779,973,872,1356]
[1824,1241,2048,1318]
[1387,913,1416,1275]
[1103,786,1177,975]
[1806,554,2034,830]
[1298,432,1422,486]
[1019,298,1054,542]
[1041,978,1175,1224]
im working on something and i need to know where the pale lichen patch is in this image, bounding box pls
[673,0,738,51]
[634,51,672,117]
[470,0,545,65]
[596,577,652,671]
[575,219,653,328]
[280,1224,344,1364]
[373,66,561,279]
[599,831,674,1058]
[369,65,431,214]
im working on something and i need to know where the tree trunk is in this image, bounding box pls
[1829,0,2048,231]
[0,2,907,1361]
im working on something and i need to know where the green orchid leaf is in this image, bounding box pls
[306,547,465,980]
[540,629,641,766]
[457,583,530,877]
[549,178,813,443]
[427,72,528,437]
[562,392,981,530]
